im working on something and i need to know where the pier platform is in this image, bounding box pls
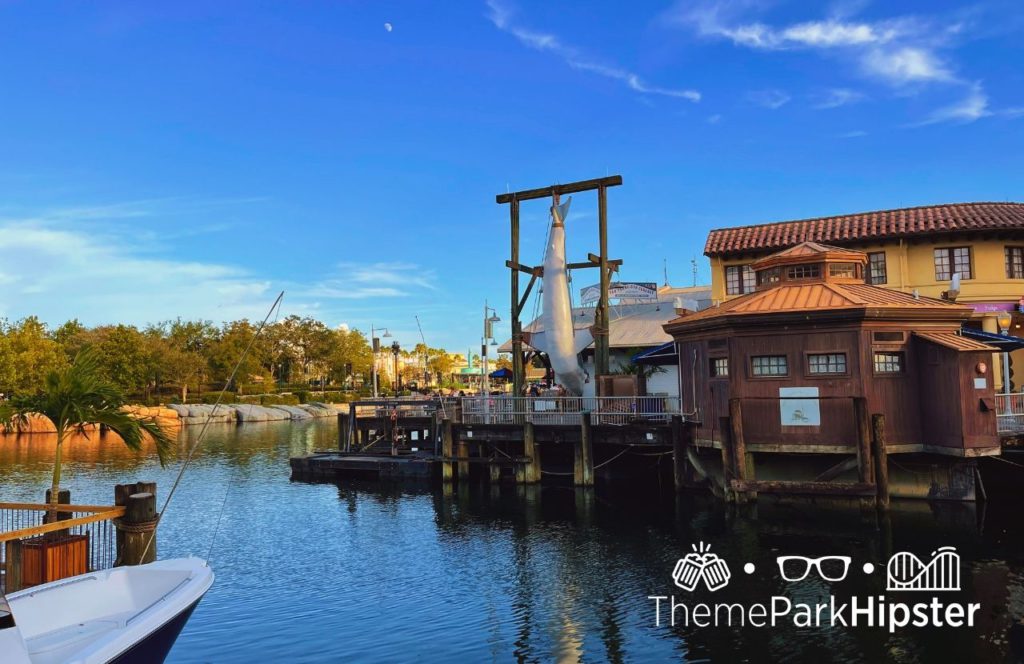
[290,452,435,482]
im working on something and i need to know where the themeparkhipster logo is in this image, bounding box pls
[650,543,980,633]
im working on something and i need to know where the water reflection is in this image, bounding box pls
[2,421,1023,662]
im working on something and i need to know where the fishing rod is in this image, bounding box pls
[136,291,285,564]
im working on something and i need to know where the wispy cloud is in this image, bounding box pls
[486,0,700,102]
[861,46,954,85]
[707,114,722,124]
[913,82,989,126]
[837,130,868,138]
[813,88,865,109]
[747,89,790,109]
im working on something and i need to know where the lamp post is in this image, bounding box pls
[371,325,392,398]
[391,341,401,393]
[998,311,1012,395]
[482,302,501,395]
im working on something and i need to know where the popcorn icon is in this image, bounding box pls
[672,542,731,592]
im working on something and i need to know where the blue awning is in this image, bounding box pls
[632,341,677,366]
[960,327,1024,351]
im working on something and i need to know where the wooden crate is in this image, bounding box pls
[21,534,89,586]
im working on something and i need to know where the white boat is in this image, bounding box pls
[0,557,213,664]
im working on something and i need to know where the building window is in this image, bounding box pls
[710,357,729,377]
[787,264,821,280]
[933,247,972,281]
[829,263,857,278]
[726,265,756,295]
[1006,247,1024,279]
[751,355,788,377]
[872,331,905,343]
[873,351,905,374]
[756,267,781,287]
[867,252,887,285]
[808,353,847,375]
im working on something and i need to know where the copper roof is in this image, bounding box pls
[705,202,1024,257]
[665,281,968,331]
[914,331,998,352]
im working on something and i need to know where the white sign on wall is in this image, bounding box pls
[779,387,820,427]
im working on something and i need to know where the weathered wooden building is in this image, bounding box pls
[664,242,999,497]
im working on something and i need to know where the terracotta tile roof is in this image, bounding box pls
[705,202,1024,257]
[665,281,965,329]
[915,331,998,352]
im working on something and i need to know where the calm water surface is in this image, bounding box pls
[3,420,1024,663]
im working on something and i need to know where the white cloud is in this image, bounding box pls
[747,89,791,109]
[862,47,953,85]
[0,207,436,328]
[813,88,865,109]
[837,130,868,138]
[915,82,990,126]
[707,113,722,124]
[486,0,700,102]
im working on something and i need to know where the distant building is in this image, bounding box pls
[500,283,711,397]
[704,202,1024,390]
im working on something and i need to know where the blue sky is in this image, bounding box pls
[0,1,1021,352]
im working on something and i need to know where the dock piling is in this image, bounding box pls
[728,399,752,502]
[671,415,688,492]
[521,422,540,484]
[871,413,889,510]
[719,416,735,502]
[114,482,157,566]
[441,419,454,483]
[575,412,595,486]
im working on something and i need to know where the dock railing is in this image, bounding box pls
[995,392,1024,434]
[460,395,681,425]
[1,502,124,594]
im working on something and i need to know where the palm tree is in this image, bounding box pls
[0,347,174,512]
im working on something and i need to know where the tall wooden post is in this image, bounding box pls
[595,185,610,381]
[575,412,595,486]
[510,196,524,398]
[115,482,158,566]
[854,397,873,481]
[4,540,23,592]
[728,398,751,502]
[457,438,470,482]
[718,416,735,502]
[671,415,687,492]
[441,419,454,483]
[871,414,890,510]
[517,421,540,484]
[338,412,349,452]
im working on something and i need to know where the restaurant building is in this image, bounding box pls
[704,202,1024,390]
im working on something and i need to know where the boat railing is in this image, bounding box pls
[995,392,1024,434]
[0,502,124,594]
[459,395,681,425]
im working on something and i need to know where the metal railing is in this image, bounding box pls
[1,503,124,594]
[995,392,1024,434]
[460,395,681,425]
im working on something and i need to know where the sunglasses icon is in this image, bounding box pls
[776,556,851,582]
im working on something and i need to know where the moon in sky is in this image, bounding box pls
[384,22,393,32]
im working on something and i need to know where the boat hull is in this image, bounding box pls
[109,597,201,664]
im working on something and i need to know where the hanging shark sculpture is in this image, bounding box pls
[523,196,593,395]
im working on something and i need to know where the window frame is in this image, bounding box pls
[933,246,973,281]
[1006,246,1024,279]
[872,350,907,376]
[867,252,887,285]
[725,264,756,296]
[709,356,729,379]
[786,263,822,280]
[750,354,789,378]
[804,351,850,378]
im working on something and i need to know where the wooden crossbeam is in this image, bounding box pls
[496,175,622,204]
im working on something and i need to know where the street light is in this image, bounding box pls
[482,301,501,397]
[998,312,1013,394]
[371,325,392,398]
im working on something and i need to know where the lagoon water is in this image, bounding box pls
[4,420,1024,663]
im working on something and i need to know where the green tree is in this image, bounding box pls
[0,317,67,394]
[89,324,153,396]
[327,327,373,386]
[0,348,173,513]
[207,320,270,393]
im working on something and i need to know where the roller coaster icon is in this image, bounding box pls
[886,547,961,592]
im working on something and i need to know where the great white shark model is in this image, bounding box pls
[523,197,593,396]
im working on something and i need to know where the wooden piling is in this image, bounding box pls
[522,422,540,483]
[338,412,350,452]
[671,415,687,492]
[871,413,889,510]
[728,399,752,502]
[718,416,735,502]
[457,438,470,482]
[4,540,23,592]
[854,397,873,484]
[575,412,595,486]
[114,485,157,566]
[490,462,502,484]
[441,419,454,483]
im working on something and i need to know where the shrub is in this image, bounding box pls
[260,394,300,406]
[201,391,237,404]
[295,390,310,404]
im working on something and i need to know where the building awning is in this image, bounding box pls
[489,368,512,379]
[959,327,1024,351]
[632,341,678,366]
[915,331,998,352]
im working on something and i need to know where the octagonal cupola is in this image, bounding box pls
[749,241,868,290]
